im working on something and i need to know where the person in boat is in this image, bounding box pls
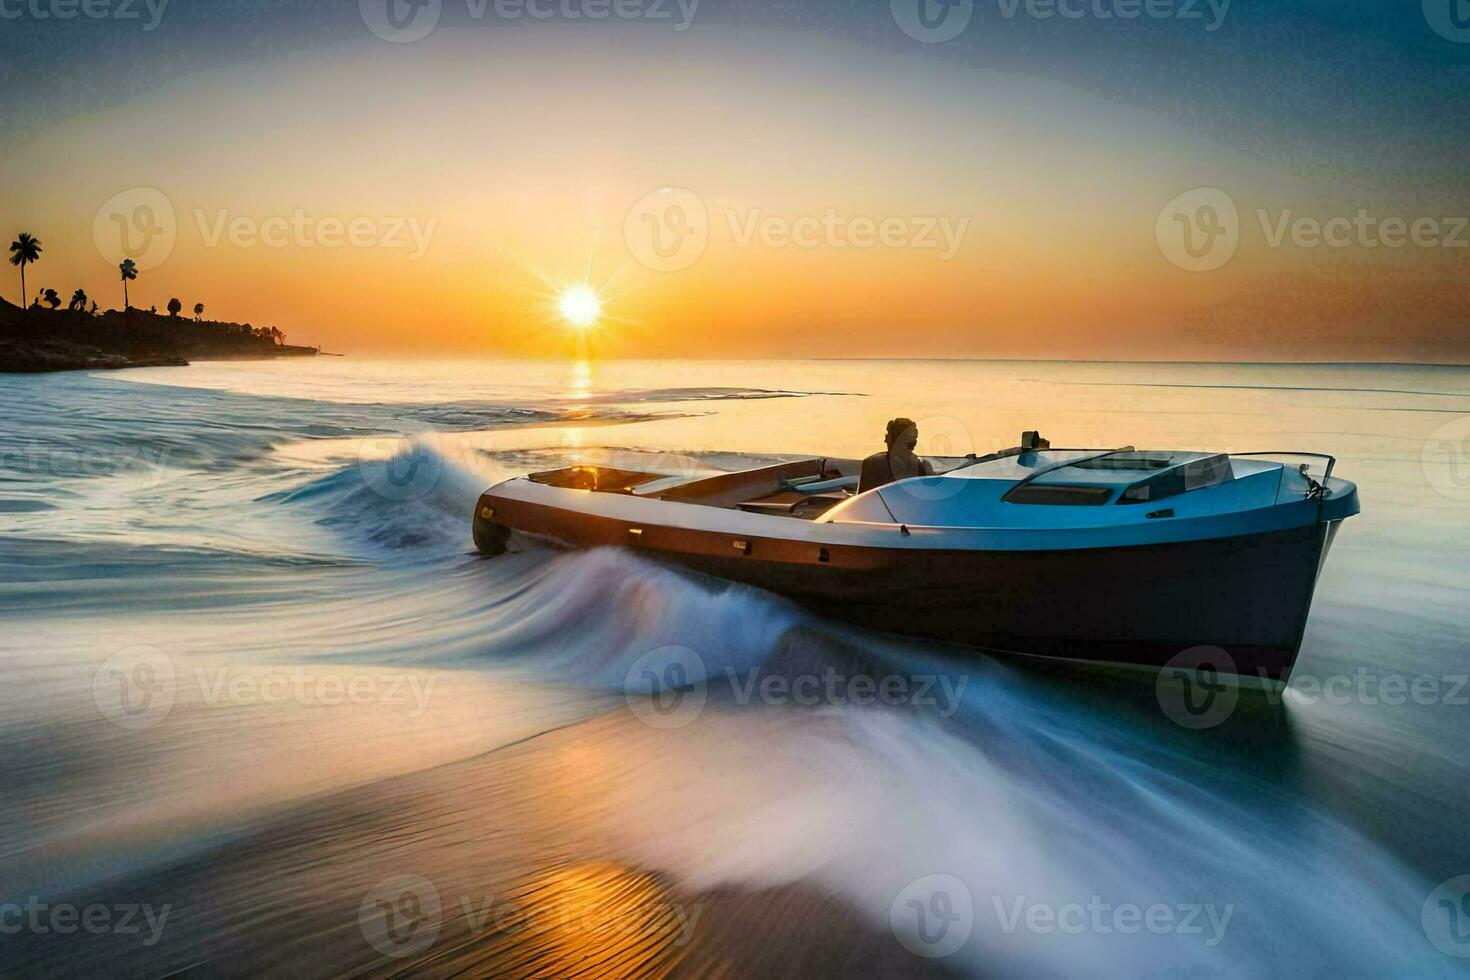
[858,417,934,492]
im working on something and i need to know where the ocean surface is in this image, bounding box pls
[2,357,1468,977]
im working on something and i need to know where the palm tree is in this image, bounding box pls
[119,258,138,310]
[193,302,204,322]
[69,288,88,312]
[9,233,41,306]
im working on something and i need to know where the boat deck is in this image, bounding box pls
[528,457,866,520]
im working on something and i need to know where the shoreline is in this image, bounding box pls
[0,345,324,374]
[0,299,321,374]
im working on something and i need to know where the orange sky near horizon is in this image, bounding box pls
[3,28,1465,363]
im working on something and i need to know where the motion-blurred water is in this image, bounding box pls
[2,358,1468,977]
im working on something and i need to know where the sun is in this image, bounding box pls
[558,285,602,329]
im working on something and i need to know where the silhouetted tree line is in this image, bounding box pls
[8,230,292,346]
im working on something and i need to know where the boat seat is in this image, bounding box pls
[794,475,859,495]
[736,490,808,514]
[736,489,851,515]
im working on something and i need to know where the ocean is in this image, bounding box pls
[2,357,1468,977]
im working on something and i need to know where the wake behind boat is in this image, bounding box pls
[472,436,1359,682]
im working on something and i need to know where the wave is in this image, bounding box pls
[259,438,492,559]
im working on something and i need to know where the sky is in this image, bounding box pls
[1,0,1466,361]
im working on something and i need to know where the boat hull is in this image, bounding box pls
[474,491,1336,682]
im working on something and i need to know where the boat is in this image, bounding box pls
[471,435,1359,682]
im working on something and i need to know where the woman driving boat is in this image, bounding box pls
[858,417,935,492]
